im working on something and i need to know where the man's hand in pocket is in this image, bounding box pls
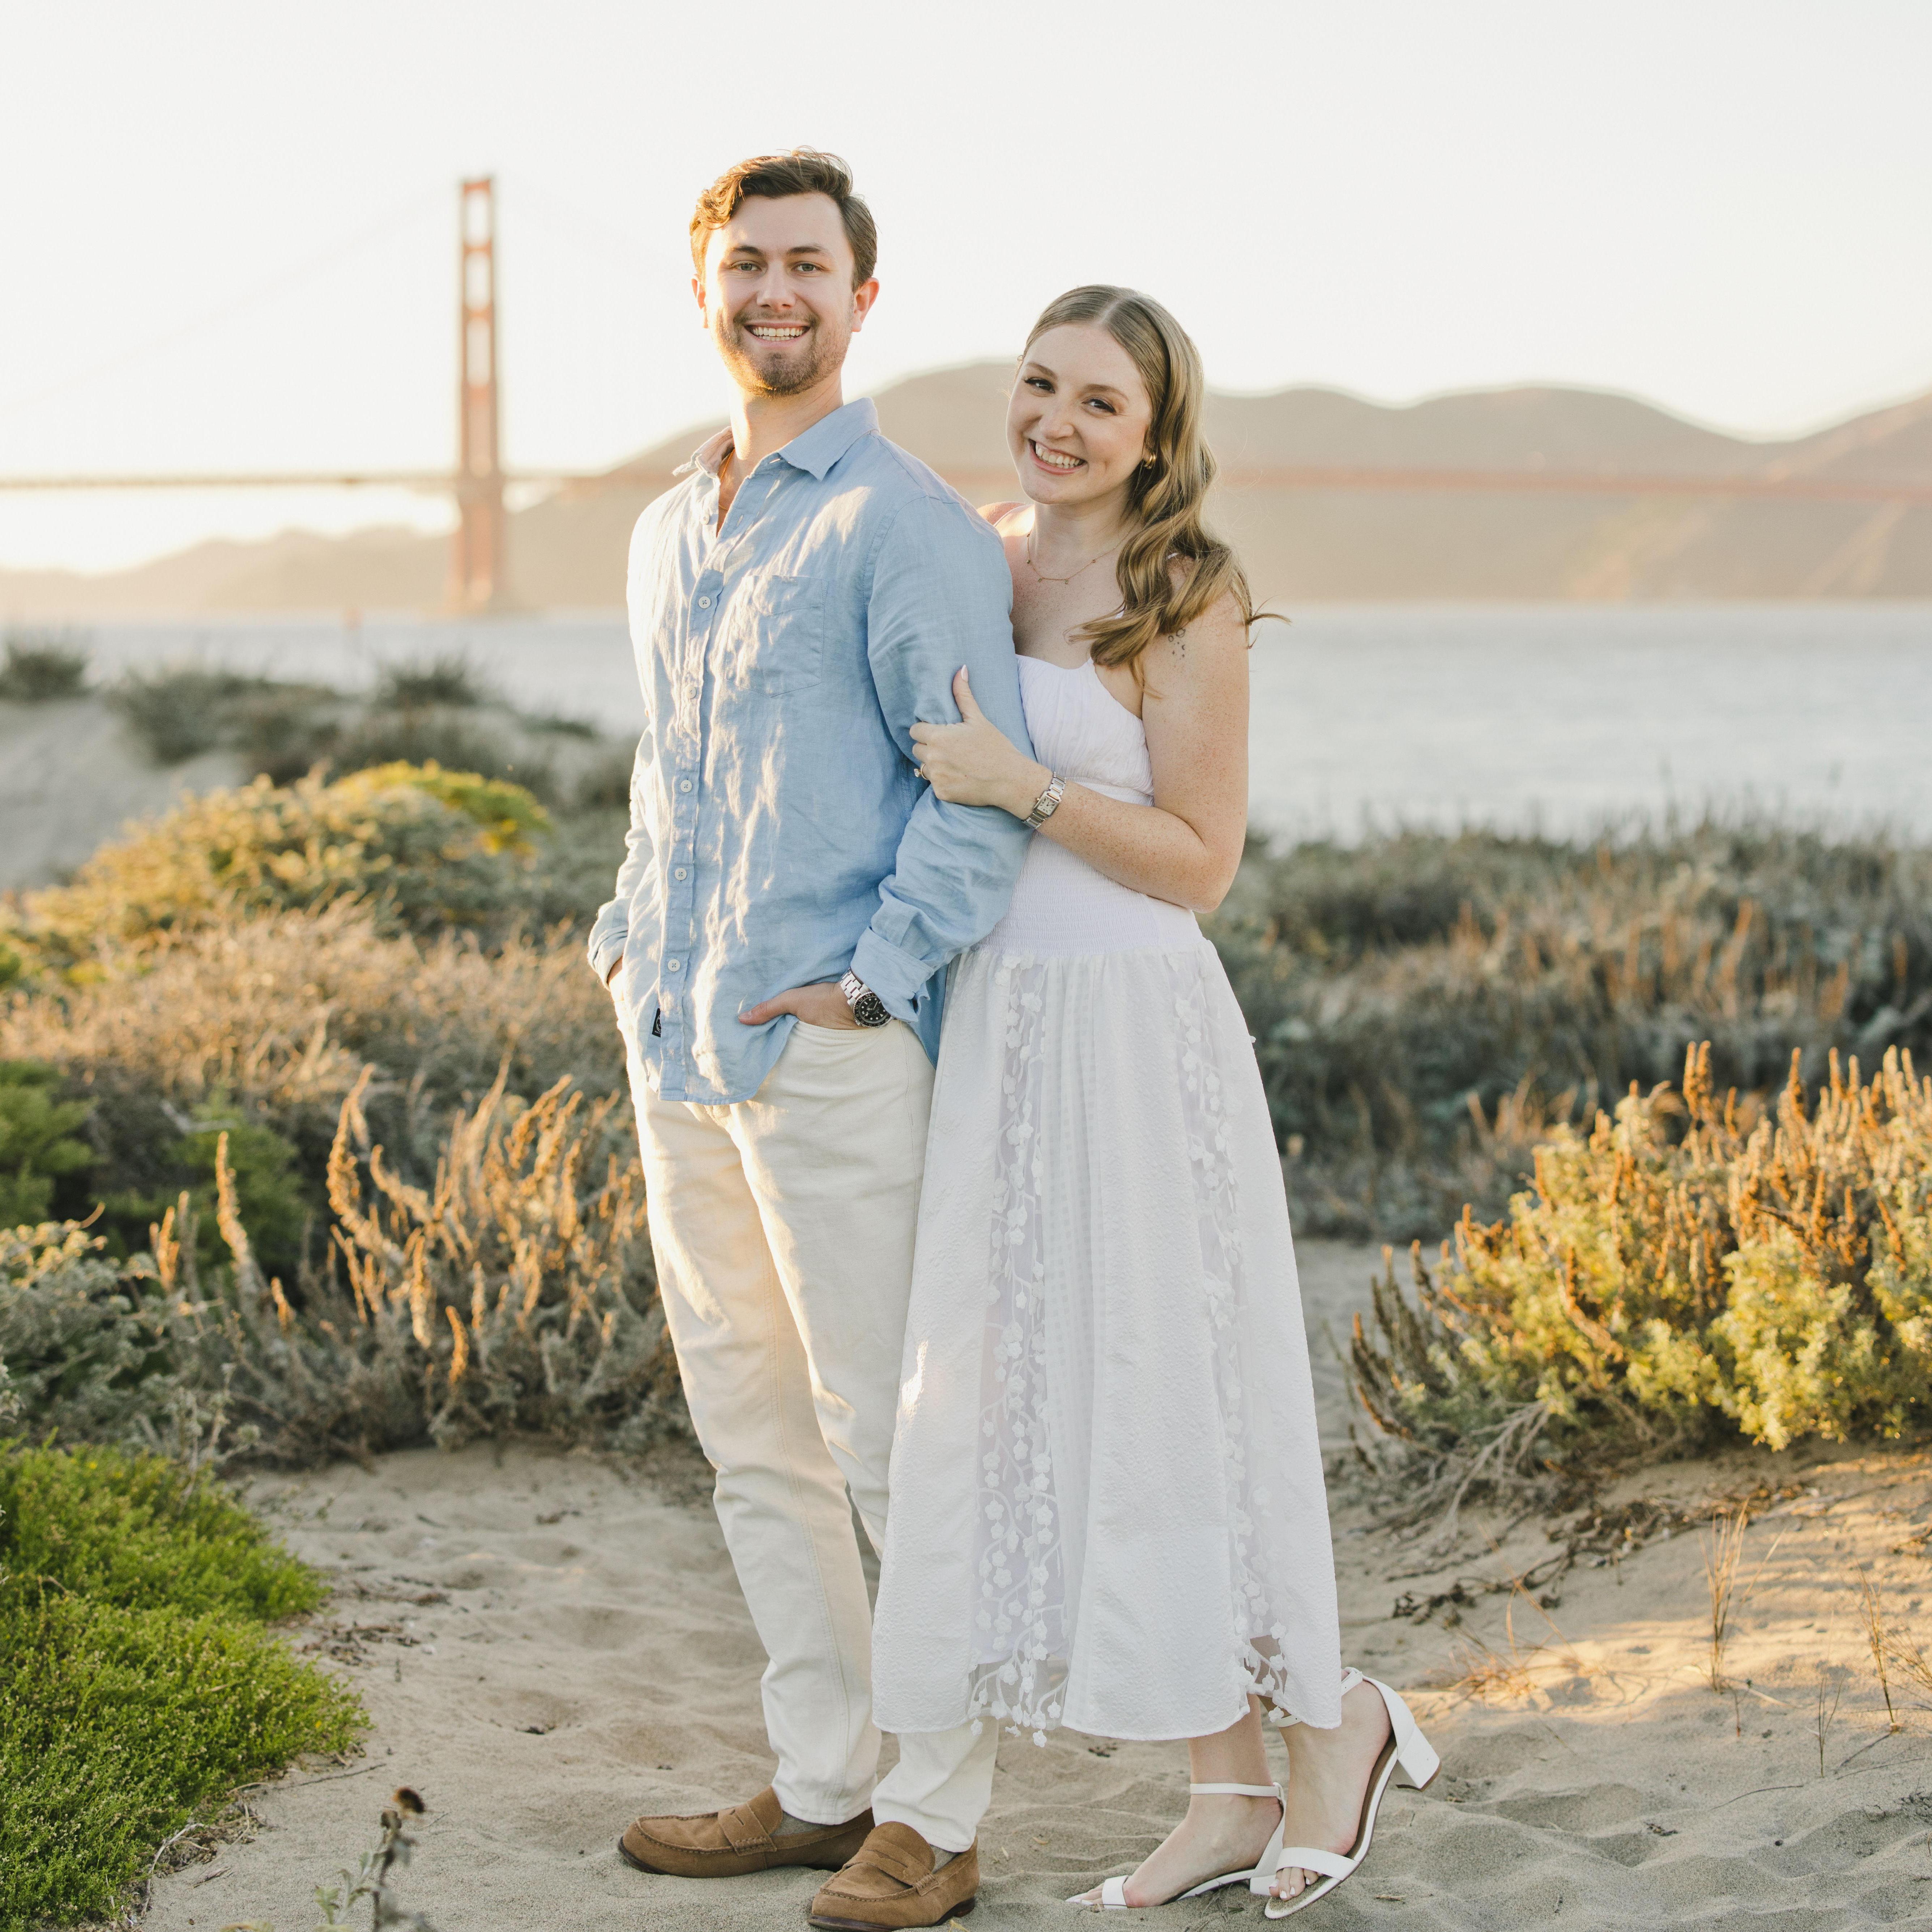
[738,981,858,1029]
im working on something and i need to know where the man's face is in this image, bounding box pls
[695,192,878,400]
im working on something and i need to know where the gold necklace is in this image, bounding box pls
[1025,527,1116,585]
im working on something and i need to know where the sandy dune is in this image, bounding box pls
[148,1242,1932,1931]
[0,696,241,890]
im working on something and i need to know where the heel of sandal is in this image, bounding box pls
[1394,1729,1440,1790]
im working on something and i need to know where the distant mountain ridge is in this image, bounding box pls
[4,366,1928,615]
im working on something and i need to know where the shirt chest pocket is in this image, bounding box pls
[728,573,826,696]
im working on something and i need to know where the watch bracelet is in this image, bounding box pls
[1025,772,1066,828]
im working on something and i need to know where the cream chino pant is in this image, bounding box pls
[628,1015,997,1849]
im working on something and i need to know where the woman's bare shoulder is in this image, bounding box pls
[977,500,1028,529]
[1165,588,1252,665]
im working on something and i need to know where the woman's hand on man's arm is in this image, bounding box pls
[910,667,1050,818]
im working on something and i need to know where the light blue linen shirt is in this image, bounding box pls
[588,397,1034,1105]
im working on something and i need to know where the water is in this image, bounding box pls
[80,602,1932,840]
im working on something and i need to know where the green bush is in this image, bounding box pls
[0,1443,359,1932]
[1352,1042,1932,1515]
[98,1099,311,1282]
[0,1441,322,1618]
[0,632,89,701]
[0,1062,93,1228]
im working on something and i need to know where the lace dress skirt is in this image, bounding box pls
[871,822,1343,1744]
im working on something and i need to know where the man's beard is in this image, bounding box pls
[713,315,844,397]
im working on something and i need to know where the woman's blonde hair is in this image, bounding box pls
[1023,285,1254,673]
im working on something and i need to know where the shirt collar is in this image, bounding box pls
[680,398,878,485]
[774,398,878,478]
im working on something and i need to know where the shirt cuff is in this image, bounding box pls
[588,931,626,986]
[850,929,938,1026]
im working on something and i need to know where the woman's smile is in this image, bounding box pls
[1028,439,1086,473]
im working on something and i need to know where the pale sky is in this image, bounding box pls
[3,0,1928,574]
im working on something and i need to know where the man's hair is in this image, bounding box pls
[689,149,877,287]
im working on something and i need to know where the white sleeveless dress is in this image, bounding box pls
[871,655,1343,1745]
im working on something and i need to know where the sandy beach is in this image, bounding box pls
[146,1241,1932,1931]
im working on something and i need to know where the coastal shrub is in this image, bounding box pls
[1352,1042,1932,1516]
[5,762,551,973]
[1,897,621,1216]
[0,632,89,701]
[0,1072,676,1465]
[108,664,332,764]
[528,709,599,739]
[0,1441,359,1932]
[1210,820,1932,1238]
[374,652,491,710]
[327,709,559,805]
[314,1066,673,1454]
[234,684,347,785]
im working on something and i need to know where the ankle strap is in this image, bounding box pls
[1189,1782,1281,1799]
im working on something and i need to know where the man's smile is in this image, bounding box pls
[745,321,809,340]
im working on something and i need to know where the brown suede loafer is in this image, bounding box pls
[618,1784,873,1879]
[807,1824,979,1929]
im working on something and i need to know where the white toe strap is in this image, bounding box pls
[1269,1847,1356,1884]
[1189,1781,1283,1799]
[1101,1875,1129,1906]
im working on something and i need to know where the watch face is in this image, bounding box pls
[854,991,890,1027]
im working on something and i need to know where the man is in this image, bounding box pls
[589,150,1031,1929]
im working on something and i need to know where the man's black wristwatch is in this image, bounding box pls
[839,969,891,1028]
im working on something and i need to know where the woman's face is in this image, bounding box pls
[1006,323,1154,511]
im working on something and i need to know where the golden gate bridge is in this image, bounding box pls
[4,178,1928,614]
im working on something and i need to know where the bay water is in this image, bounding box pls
[79,602,1932,841]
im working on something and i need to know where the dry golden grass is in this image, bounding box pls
[1816,1659,1844,1776]
[1702,1510,1749,1692]
[1852,1565,1903,1733]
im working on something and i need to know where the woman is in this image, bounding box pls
[870,288,1436,1916]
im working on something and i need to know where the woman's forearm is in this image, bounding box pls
[951,727,1238,914]
[1028,779,1237,913]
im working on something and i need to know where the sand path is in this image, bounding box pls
[148,1242,1932,1931]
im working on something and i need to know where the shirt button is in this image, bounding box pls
[674,867,687,880]
[679,778,693,792]
[697,594,712,609]
[666,959,682,972]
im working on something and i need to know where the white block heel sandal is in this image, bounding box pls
[1255,1670,1439,1919]
[1069,1782,1286,1910]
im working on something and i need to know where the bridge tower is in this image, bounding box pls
[447,176,507,612]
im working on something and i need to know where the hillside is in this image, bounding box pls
[4,369,1928,614]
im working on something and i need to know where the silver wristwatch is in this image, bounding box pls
[839,969,891,1027]
[1024,772,1066,828]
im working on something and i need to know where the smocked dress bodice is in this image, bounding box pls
[978,656,1202,958]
